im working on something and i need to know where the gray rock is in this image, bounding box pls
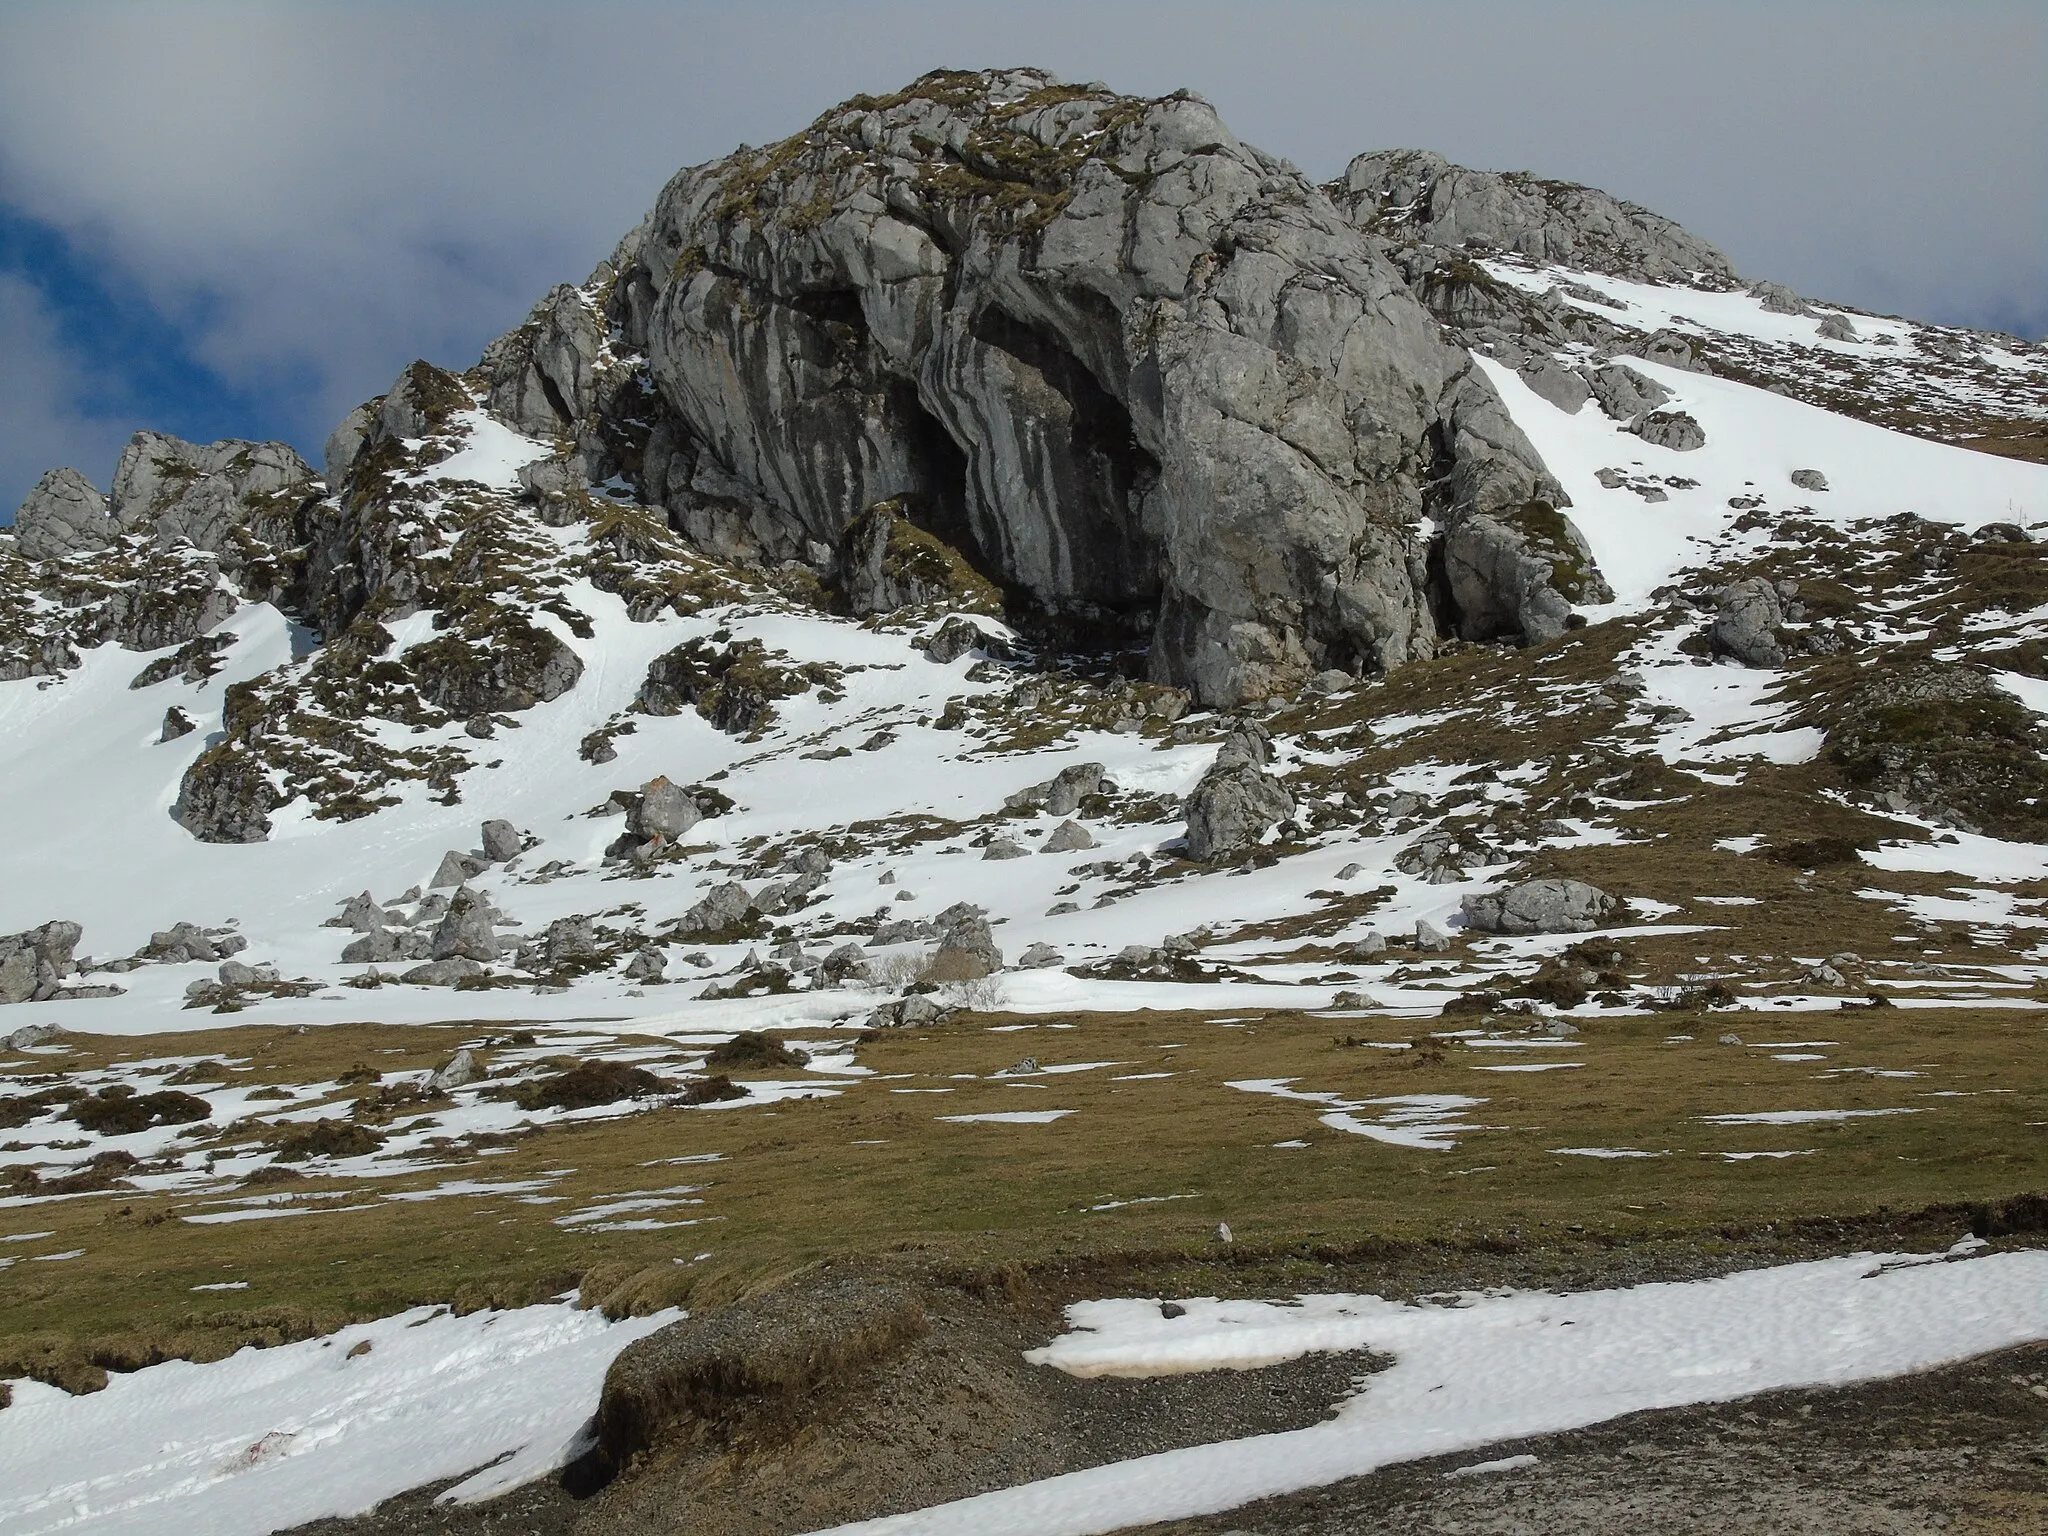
[480,819,523,862]
[1816,314,1859,342]
[430,1048,481,1090]
[1441,500,1612,644]
[870,994,945,1029]
[12,469,113,560]
[159,707,197,743]
[622,73,1567,706]
[818,944,869,984]
[1332,149,1738,283]
[1018,942,1063,969]
[173,746,278,844]
[929,901,1002,980]
[403,958,484,987]
[543,917,604,970]
[622,948,667,983]
[1461,878,1620,934]
[1042,820,1097,853]
[341,929,404,964]
[1710,578,1787,668]
[1184,760,1295,862]
[1212,721,1274,771]
[676,882,755,938]
[429,889,499,963]
[1585,364,1673,422]
[430,849,489,889]
[1627,330,1710,373]
[1005,762,1112,818]
[1790,468,1830,492]
[1629,410,1706,452]
[4,1023,64,1049]
[108,432,315,553]
[1413,920,1453,953]
[324,402,378,491]
[482,284,606,437]
[1394,828,1499,884]
[1345,932,1388,961]
[1518,356,1591,414]
[1749,281,1813,317]
[920,618,1012,665]
[981,839,1028,861]
[328,891,389,934]
[0,922,83,1005]
[218,960,260,987]
[145,922,226,964]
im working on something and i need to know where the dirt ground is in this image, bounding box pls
[289,1306,2048,1536]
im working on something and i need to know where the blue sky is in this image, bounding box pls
[2,0,2041,511]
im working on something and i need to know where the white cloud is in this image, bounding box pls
[0,272,139,513]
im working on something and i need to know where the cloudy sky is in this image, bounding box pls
[1,0,2041,509]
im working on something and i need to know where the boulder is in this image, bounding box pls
[4,1023,64,1049]
[12,469,113,560]
[1441,499,1611,644]
[0,922,83,1005]
[175,747,278,844]
[430,850,489,889]
[1184,760,1295,862]
[1749,281,1813,317]
[1816,314,1859,342]
[817,944,869,985]
[1018,942,1063,969]
[430,1048,481,1090]
[1628,410,1706,452]
[428,889,499,963]
[403,958,484,987]
[1042,820,1097,853]
[145,922,240,964]
[1709,578,1787,668]
[1585,364,1673,422]
[928,902,1002,980]
[920,617,1014,665]
[981,839,1028,861]
[629,778,703,841]
[1790,468,1830,492]
[1414,920,1453,953]
[675,882,755,938]
[1461,879,1620,934]
[480,819,523,862]
[1517,356,1590,414]
[341,929,405,964]
[327,891,389,933]
[1005,762,1112,817]
[622,948,667,983]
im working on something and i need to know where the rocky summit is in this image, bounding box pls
[3,66,2048,1536]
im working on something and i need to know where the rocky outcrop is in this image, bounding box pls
[595,69,1587,705]
[108,432,316,553]
[11,469,113,560]
[1462,879,1619,934]
[1332,149,1737,284]
[928,901,1002,980]
[0,922,83,1004]
[1441,498,1613,644]
[1184,723,1294,861]
[175,744,279,844]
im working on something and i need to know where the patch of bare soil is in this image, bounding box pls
[1144,1343,2048,1535]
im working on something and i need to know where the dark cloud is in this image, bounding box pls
[1,0,2040,508]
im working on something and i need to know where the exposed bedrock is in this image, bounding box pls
[588,68,1598,705]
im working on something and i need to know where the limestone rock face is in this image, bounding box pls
[1333,149,1737,284]
[610,69,1578,705]
[482,284,608,438]
[109,433,316,553]
[1443,499,1613,645]
[12,469,113,560]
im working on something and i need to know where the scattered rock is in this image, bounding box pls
[1005,763,1112,818]
[1816,314,1859,342]
[674,882,756,939]
[480,819,523,862]
[927,902,1002,981]
[1790,468,1830,492]
[430,1049,481,1091]
[1709,578,1787,668]
[1018,942,1062,969]
[623,948,667,983]
[1629,410,1706,452]
[1585,364,1673,422]
[428,889,498,963]
[1462,879,1620,935]
[981,839,1028,861]
[402,957,486,987]
[1414,920,1453,953]
[1042,820,1097,853]
[1185,746,1295,863]
[919,617,1015,665]
[159,707,197,742]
